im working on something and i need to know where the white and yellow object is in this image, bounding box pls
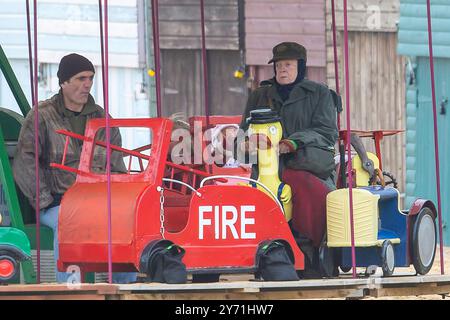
[352,152,380,187]
[249,121,293,221]
[326,188,380,247]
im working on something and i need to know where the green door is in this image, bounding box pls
[415,57,450,244]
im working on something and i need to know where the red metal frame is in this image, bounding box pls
[338,129,404,170]
[55,118,304,274]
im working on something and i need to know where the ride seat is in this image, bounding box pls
[163,190,192,233]
[0,108,54,248]
[361,186,403,218]
[361,185,399,201]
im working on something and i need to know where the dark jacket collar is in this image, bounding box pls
[54,90,99,117]
[261,78,317,105]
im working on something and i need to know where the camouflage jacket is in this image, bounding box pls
[13,91,126,210]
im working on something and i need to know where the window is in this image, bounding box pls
[91,127,153,175]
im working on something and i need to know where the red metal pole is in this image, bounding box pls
[426,0,445,275]
[31,0,41,284]
[332,0,347,189]
[25,0,35,110]
[99,0,113,284]
[151,0,162,117]
[331,0,341,130]
[99,1,106,108]
[373,132,383,171]
[199,0,210,128]
[105,0,113,284]
[343,0,357,278]
[26,0,39,283]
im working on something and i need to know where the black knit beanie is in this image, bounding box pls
[57,53,95,85]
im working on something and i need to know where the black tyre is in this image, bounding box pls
[336,248,351,273]
[139,240,187,284]
[192,273,220,283]
[255,240,299,281]
[319,244,339,278]
[380,240,395,277]
[0,255,18,282]
[411,207,437,275]
[340,266,352,273]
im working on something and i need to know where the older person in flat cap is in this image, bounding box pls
[13,53,130,283]
[239,42,339,278]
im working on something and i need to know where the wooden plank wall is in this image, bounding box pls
[331,0,399,32]
[161,49,247,117]
[245,0,327,86]
[245,0,325,67]
[158,0,239,50]
[155,0,247,117]
[326,0,406,197]
[326,0,400,88]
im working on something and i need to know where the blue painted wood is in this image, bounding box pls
[0,1,139,58]
[1,61,148,114]
[405,81,418,209]
[0,1,136,22]
[399,1,450,243]
[398,0,450,57]
[413,57,450,243]
[1,34,137,56]
[0,1,154,117]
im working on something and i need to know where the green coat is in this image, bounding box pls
[240,79,338,180]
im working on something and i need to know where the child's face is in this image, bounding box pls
[216,127,238,155]
[222,127,238,140]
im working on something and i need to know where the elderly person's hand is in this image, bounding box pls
[278,139,298,154]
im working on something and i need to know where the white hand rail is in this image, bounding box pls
[160,178,202,197]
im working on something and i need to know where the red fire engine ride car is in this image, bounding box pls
[51,117,304,281]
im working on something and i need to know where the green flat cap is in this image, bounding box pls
[268,42,307,64]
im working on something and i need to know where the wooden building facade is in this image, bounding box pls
[152,1,407,198]
[151,0,247,117]
[326,0,407,197]
[153,0,329,117]
[245,0,327,88]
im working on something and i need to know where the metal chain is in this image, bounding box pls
[159,187,165,239]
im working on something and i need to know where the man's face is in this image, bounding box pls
[275,59,298,85]
[61,71,94,108]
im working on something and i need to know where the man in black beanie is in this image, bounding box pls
[57,53,96,113]
[13,53,131,283]
[238,42,339,278]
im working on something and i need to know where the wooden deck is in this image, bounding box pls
[1,274,450,300]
